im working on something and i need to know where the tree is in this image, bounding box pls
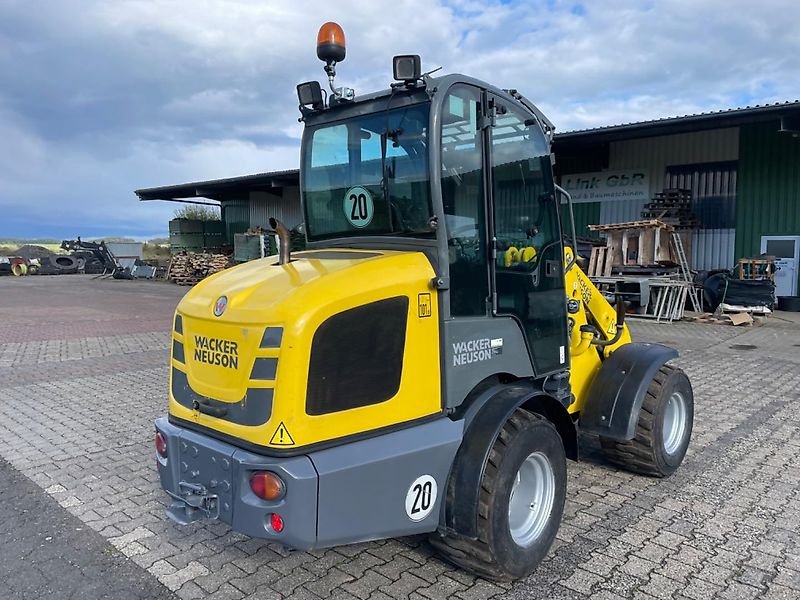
[173,205,221,221]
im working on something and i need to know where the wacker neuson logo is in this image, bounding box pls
[452,337,503,366]
[194,335,239,369]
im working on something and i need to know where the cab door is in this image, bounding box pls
[488,96,569,375]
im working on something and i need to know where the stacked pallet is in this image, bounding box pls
[167,252,231,286]
[640,189,699,229]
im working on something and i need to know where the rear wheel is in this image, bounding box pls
[600,365,693,477]
[431,410,566,580]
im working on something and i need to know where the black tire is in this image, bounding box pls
[600,365,693,477]
[430,410,567,580]
[50,255,78,270]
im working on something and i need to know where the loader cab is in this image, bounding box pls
[299,76,569,379]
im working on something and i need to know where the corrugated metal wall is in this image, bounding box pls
[606,128,740,269]
[737,122,800,257]
[605,128,739,224]
[561,202,601,238]
[665,161,738,270]
[691,229,736,271]
[249,188,303,229]
[222,198,250,241]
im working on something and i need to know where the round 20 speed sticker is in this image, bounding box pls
[405,475,438,522]
[343,186,374,228]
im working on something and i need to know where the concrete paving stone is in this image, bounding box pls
[417,574,468,599]
[718,581,765,599]
[372,555,425,582]
[337,551,389,579]
[680,577,723,600]
[378,571,430,599]
[638,572,684,600]
[772,566,800,590]
[707,547,746,569]
[558,567,603,595]
[586,590,628,600]
[454,579,508,600]
[620,555,660,579]
[328,591,362,600]
[175,581,206,600]
[304,567,356,598]
[269,567,317,596]
[231,547,287,575]
[5,277,800,600]
[228,565,282,595]
[194,563,250,594]
[655,557,698,583]
[746,551,783,573]
[581,552,622,578]
[160,561,211,592]
[342,568,393,599]
[762,583,800,600]
[204,582,247,600]
[695,562,738,587]
[269,550,318,576]
[440,566,479,587]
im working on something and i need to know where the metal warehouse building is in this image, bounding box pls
[137,100,800,297]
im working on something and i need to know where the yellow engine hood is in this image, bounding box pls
[169,249,442,451]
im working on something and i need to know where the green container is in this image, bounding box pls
[169,218,204,234]
[203,220,225,235]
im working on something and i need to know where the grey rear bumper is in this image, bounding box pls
[155,415,462,550]
[155,417,318,550]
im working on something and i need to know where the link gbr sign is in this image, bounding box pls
[561,169,650,203]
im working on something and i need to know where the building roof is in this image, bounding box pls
[135,169,299,203]
[556,100,800,143]
[136,100,800,202]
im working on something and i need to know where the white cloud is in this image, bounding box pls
[1,0,799,236]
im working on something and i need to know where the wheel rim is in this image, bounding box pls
[662,391,688,455]
[508,451,556,547]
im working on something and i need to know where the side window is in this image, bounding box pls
[492,108,557,260]
[491,105,567,375]
[441,86,489,317]
[311,125,349,167]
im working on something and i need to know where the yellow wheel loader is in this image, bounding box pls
[154,22,694,580]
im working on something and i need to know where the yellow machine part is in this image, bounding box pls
[562,247,632,415]
[170,250,442,450]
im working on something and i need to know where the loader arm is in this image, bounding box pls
[562,246,632,414]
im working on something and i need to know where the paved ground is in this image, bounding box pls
[1,275,799,600]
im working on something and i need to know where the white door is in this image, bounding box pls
[760,236,800,297]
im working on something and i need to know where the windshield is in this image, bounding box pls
[302,102,433,241]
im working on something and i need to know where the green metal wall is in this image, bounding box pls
[737,122,800,258]
[222,197,250,241]
[561,201,602,238]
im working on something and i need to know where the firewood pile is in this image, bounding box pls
[167,252,231,286]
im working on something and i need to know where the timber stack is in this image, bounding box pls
[640,188,699,229]
[167,252,231,286]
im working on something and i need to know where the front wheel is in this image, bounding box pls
[600,364,693,477]
[431,409,567,580]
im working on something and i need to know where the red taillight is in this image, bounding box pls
[270,512,284,533]
[155,431,168,458]
[250,471,285,501]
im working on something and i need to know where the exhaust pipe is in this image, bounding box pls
[269,217,291,265]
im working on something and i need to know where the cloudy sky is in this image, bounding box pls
[1,0,798,239]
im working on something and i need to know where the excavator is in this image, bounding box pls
[154,23,693,580]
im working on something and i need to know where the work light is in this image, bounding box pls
[393,55,421,82]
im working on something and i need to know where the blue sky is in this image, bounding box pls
[1,0,798,239]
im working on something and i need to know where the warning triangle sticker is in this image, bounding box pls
[269,422,295,446]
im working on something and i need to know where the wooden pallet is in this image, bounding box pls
[588,219,672,232]
[587,246,613,277]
